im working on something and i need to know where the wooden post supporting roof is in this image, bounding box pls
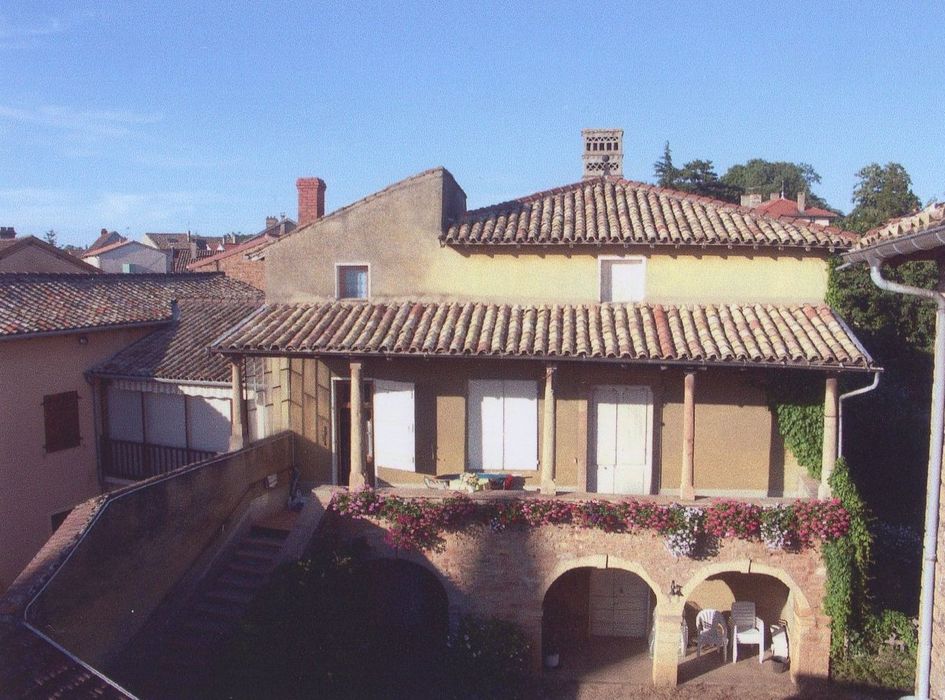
[348,360,367,490]
[228,356,247,452]
[540,365,557,496]
[819,375,839,498]
[680,371,696,501]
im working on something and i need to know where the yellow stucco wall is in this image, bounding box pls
[265,168,830,306]
[0,327,152,590]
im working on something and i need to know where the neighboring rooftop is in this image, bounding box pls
[143,232,225,251]
[751,195,838,221]
[842,202,945,264]
[212,299,874,371]
[442,177,855,250]
[0,273,260,340]
[87,229,127,253]
[92,297,262,383]
[0,236,101,273]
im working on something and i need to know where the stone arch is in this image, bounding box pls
[361,551,461,620]
[539,554,661,604]
[681,559,812,615]
[680,559,823,682]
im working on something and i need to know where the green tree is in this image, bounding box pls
[722,159,829,209]
[829,162,933,527]
[653,141,680,188]
[676,159,741,202]
[43,229,57,247]
[841,163,922,234]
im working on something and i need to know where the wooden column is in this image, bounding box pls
[228,356,248,452]
[540,365,557,496]
[680,371,696,501]
[348,360,367,490]
[819,375,839,498]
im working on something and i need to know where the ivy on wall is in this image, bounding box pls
[768,373,824,480]
[822,458,873,657]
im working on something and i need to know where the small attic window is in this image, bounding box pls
[337,264,370,300]
[600,257,645,303]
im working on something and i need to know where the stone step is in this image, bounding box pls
[205,586,256,606]
[217,570,268,591]
[225,559,273,577]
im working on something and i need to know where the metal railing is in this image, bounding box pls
[101,437,217,480]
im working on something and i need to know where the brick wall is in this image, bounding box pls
[205,253,266,291]
[324,494,831,688]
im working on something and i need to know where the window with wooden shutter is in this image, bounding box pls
[43,391,81,452]
[467,379,538,471]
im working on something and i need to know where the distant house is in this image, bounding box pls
[0,229,100,274]
[86,228,127,253]
[0,272,260,591]
[80,239,171,273]
[740,192,839,227]
[187,215,297,290]
[142,232,228,273]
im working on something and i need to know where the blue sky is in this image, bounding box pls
[1,1,942,247]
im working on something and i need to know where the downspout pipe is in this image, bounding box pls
[869,263,945,700]
[837,371,880,459]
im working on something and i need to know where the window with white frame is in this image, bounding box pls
[599,257,645,302]
[336,264,370,300]
[467,379,538,471]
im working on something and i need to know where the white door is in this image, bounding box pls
[589,569,651,638]
[372,379,415,471]
[591,385,652,494]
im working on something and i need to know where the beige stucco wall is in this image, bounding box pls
[87,244,170,274]
[263,168,829,306]
[277,355,795,497]
[0,327,152,590]
[0,245,92,273]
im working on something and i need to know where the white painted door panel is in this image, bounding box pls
[373,379,415,471]
[589,569,651,638]
[502,380,538,469]
[592,385,652,494]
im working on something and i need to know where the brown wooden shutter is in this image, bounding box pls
[44,391,81,452]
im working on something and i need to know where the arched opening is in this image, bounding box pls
[349,558,450,694]
[679,571,795,689]
[542,566,656,682]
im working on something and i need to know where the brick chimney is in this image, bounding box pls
[740,193,763,208]
[0,226,16,240]
[796,192,806,213]
[266,215,278,230]
[297,178,326,227]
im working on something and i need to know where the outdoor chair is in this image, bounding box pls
[730,601,765,663]
[695,609,728,661]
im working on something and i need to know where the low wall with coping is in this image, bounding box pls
[2,432,295,669]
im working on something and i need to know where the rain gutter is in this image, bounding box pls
[868,263,945,700]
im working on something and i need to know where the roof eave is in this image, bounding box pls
[842,224,945,265]
[209,345,878,373]
[0,318,172,343]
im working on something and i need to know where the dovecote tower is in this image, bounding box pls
[582,128,623,179]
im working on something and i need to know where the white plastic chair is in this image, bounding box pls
[730,601,764,663]
[696,609,728,661]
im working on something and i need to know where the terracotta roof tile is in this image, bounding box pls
[90,297,262,383]
[0,273,260,339]
[443,179,856,251]
[852,202,945,252]
[212,300,875,371]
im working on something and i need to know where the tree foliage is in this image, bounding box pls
[722,158,830,209]
[841,163,922,234]
[651,143,740,201]
[43,229,57,247]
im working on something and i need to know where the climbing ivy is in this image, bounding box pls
[822,458,873,658]
[768,373,824,480]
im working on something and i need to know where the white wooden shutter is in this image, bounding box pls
[502,380,538,469]
[468,380,503,470]
[143,392,187,448]
[187,396,231,453]
[603,259,644,302]
[373,379,415,471]
[108,387,143,442]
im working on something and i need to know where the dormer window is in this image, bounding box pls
[337,264,370,300]
[599,257,645,302]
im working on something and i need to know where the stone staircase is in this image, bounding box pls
[113,517,295,699]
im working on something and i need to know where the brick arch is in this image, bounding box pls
[540,554,662,602]
[360,551,459,613]
[680,559,812,615]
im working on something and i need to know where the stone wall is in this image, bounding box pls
[12,433,295,667]
[931,477,945,698]
[324,493,831,688]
